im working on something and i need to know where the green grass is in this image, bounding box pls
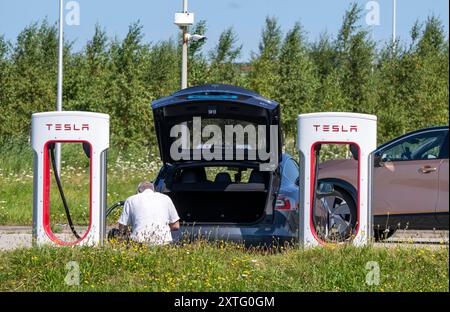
[0,242,448,292]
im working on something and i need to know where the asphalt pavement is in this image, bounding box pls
[0,226,447,251]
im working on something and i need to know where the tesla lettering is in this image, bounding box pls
[313,124,358,132]
[46,123,90,131]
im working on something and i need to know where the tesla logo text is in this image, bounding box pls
[45,123,90,131]
[313,124,358,133]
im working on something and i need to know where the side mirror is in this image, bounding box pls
[317,182,334,196]
[350,144,359,160]
[374,153,385,167]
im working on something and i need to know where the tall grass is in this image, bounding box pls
[0,242,447,292]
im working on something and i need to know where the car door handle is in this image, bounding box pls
[419,166,437,174]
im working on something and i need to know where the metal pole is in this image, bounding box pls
[56,0,64,175]
[371,26,375,74]
[392,0,397,46]
[181,0,188,89]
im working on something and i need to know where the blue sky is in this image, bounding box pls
[0,0,448,61]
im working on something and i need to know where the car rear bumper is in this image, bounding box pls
[172,224,297,246]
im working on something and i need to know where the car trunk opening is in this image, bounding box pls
[152,85,283,224]
[162,166,273,224]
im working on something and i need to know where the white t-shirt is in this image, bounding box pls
[118,189,180,245]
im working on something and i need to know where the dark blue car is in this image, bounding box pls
[151,84,300,246]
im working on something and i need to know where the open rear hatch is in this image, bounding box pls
[152,84,282,170]
[151,84,282,225]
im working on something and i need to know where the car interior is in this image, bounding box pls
[163,166,270,224]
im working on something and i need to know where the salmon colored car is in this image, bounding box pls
[317,126,449,239]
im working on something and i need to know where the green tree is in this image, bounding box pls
[0,35,12,140]
[5,21,60,138]
[278,23,319,138]
[248,17,282,99]
[208,27,242,85]
[376,44,410,142]
[188,20,209,86]
[310,33,349,119]
[108,22,153,149]
[0,13,447,153]
[65,25,110,113]
[400,16,449,131]
[310,33,338,81]
[335,3,377,114]
[146,39,179,98]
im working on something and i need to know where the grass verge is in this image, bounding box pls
[0,242,448,292]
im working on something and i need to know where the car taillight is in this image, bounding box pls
[275,195,291,210]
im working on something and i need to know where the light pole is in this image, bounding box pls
[56,0,64,175]
[174,0,206,89]
[181,0,188,89]
[392,0,397,45]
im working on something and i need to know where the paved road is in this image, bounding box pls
[0,226,448,251]
[0,226,94,250]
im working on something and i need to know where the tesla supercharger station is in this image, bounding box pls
[297,112,377,248]
[32,111,109,247]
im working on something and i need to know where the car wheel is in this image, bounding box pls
[313,187,357,242]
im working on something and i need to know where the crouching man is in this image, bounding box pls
[116,181,180,246]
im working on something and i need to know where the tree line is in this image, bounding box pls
[0,4,448,154]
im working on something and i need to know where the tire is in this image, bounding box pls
[313,186,357,242]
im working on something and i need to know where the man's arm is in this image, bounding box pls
[116,200,132,239]
[169,221,180,231]
[167,197,180,231]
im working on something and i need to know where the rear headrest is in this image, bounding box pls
[249,170,265,184]
[195,168,207,181]
[180,168,208,183]
[214,172,232,184]
[180,170,199,183]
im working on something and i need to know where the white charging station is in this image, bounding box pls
[297,112,377,248]
[31,111,109,246]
